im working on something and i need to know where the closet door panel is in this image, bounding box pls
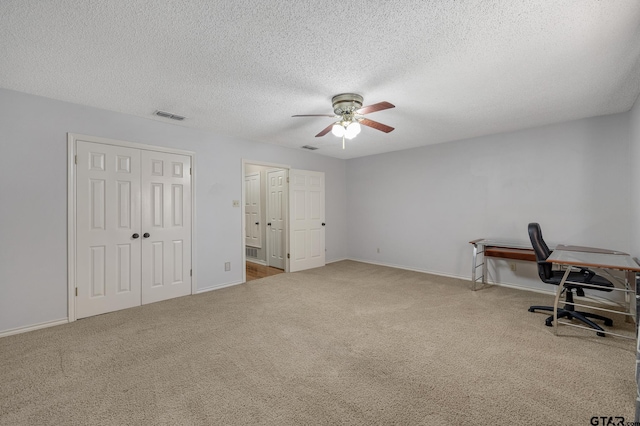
[141,151,192,304]
[76,141,142,319]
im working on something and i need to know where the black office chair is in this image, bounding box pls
[527,223,614,336]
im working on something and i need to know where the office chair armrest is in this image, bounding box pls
[566,265,596,282]
[579,268,596,282]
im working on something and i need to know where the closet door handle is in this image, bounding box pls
[255,222,259,225]
[322,223,325,226]
[132,233,140,239]
[267,223,272,226]
[143,233,150,238]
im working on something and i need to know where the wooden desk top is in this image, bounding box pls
[484,247,536,262]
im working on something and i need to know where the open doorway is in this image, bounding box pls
[243,161,288,282]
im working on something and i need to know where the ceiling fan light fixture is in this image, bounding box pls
[344,121,361,139]
[331,123,346,137]
[293,94,395,143]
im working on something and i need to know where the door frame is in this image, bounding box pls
[67,133,196,322]
[241,159,290,283]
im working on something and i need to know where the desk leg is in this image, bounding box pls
[629,270,637,325]
[553,268,572,336]
[481,245,487,285]
[471,244,478,291]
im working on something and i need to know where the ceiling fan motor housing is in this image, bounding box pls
[332,93,363,116]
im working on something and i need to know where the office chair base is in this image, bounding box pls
[528,306,612,337]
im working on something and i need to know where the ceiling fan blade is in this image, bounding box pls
[360,118,394,133]
[292,114,336,117]
[315,123,334,137]
[356,101,395,115]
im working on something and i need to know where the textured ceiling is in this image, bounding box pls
[1,1,640,159]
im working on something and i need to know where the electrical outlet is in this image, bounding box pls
[232,200,240,207]
[377,248,380,253]
[510,263,516,271]
[224,262,231,271]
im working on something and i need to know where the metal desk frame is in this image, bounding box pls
[470,239,534,290]
[546,246,640,339]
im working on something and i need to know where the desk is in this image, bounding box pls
[469,239,535,290]
[546,246,640,339]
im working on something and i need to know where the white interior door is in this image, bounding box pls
[266,169,286,269]
[244,172,262,248]
[289,169,325,272]
[141,150,192,304]
[76,141,142,319]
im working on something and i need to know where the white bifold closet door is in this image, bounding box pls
[244,172,262,248]
[266,169,286,269]
[75,141,191,319]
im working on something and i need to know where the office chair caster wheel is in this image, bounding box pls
[604,319,613,327]
[545,319,553,327]
[528,307,535,312]
[597,332,605,337]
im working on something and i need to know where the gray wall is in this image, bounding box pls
[1,86,637,334]
[346,112,632,292]
[630,98,640,259]
[0,89,348,333]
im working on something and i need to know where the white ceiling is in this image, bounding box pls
[1,1,639,159]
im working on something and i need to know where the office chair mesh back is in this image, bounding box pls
[528,223,553,281]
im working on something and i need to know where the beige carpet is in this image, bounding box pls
[0,260,635,425]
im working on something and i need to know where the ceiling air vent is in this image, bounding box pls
[301,145,318,150]
[154,110,186,121]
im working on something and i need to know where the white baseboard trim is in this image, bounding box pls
[246,259,266,266]
[0,318,69,338]
[348,258,468,281]
[196,280,244,294]
[326,257,349,264]
[347,258,555,296]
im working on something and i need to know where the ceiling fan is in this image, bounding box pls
[292,93,395,149]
